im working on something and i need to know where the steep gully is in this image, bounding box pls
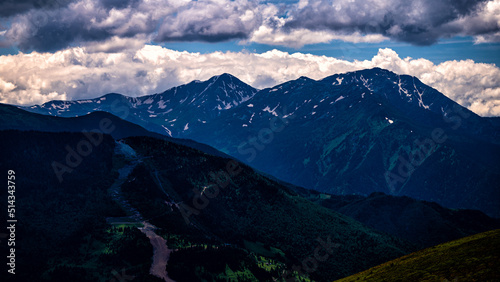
[108,141,175,282]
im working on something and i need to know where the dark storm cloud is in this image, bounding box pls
[99,0,140,9]
[156,30,249,43]
[155,0,262,43]
[1,0,499,52]
[0,0,139,17]
[4,0,157,52]
[3,0,263,52]
[285,0,494,45]
[16,21,113,52]
[0,0,74,18]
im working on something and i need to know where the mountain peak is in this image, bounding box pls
[102,93,125,99]
[216,73,235,80]
[351,67,397,78]
[198,73,257,110]
[205,73,238,84]
[211,73,249,86]
[297,75,314,82]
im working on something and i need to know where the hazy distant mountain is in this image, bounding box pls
[20,68,500,217]
[301,190,500,249]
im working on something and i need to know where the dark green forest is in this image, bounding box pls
[0,130,161,281]
[122,136,412,281]
[1,130,497,281]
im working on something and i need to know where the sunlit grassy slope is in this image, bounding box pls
[336,229,500,282]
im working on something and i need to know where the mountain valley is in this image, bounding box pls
[2,68,499,281]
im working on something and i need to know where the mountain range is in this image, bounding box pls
[1,67,500,281]
[22,68,500,217]
[1,127,498,281]
[23,73,258,138]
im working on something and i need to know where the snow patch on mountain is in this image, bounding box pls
[397,77,411,98]
[359,75,372,91]
[77,100,93,104]
[239,93,253,103]
[262,103,280,117]
[143,97,154,104]
[283,110,295,118]
[131,98,142,107]
[413,79,430,110]
[52,102,71,110]
[217,100,234,110]
[334,96,345,103]
[157,100,167,109]
[161,125,172,137]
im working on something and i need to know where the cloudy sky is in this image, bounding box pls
[0,0,499,116]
